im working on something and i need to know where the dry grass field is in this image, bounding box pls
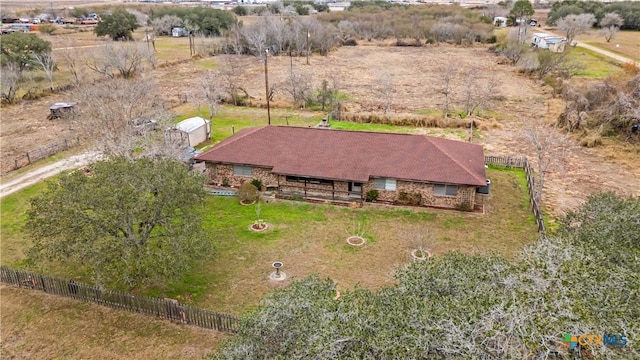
[1,285,226,359]
[2,29,638,215]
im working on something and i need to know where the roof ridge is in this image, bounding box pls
[427,137,486,184]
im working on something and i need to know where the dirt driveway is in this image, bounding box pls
[1,44,638,216]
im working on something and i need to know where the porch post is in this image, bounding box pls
[332,181,335,200]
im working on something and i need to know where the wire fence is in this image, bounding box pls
[1,137,80,175]
[0,266,239,333]
[485,155,546,233]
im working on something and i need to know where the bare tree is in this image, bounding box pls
[437,63,457,119]
[32,51,56,89]
[85,42,149,79]
[501,40,528,66]
[461,69,498,117]
[521,119,570,204]
[241,23,268,56]
[57,37,84,87]
[217,57,250,106]
[373,74,394,115]
[74,76,180,159]
[599,13,624,43]
[227,19,244,55]
[191,70,225,120]
[500,27,529,65]
[264,15,288,54]
[283,68,312,109]
[312,21,339,56]
[535,51,582,80]
[557,14,596,46]
[0,64,22,104]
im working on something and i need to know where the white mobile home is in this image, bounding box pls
[165,117,211,147]
[531,32,567,53]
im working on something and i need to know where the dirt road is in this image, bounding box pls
[0,152,100,198]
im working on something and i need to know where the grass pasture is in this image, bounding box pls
[580,30,640,63]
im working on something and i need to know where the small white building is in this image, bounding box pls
[172,27,187,37]
[531,32,567,53]
[165,117,211,147]
[493,16,508,27]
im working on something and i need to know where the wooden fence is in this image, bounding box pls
[485,155,546,233]
[0,266,239,333]
[1,137,80,175]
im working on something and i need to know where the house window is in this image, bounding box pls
[434,184,458,197]
[233,165,252,176]
[373,178,397,191]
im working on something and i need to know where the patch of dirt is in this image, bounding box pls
[1,43,638,216]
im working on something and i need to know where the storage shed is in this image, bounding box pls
[165,117,211,147]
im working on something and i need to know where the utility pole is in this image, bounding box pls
[265,49,271,125]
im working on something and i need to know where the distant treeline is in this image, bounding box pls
[318,4,494,44]
[548,0,640,30]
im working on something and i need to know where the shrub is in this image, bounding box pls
[38,23,57,35]
[238,182,260,204]
[233,6,248,16]
[396,191,421,206]
[251,178,264,191]
[365,189,379,202]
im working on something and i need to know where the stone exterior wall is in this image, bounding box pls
[205,163,277,187]
[205,162,476,210]
[363,180,477,210]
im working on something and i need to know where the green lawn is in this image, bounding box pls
[149,166,537,314]
[0,166,538,315]
[567,46,625,78]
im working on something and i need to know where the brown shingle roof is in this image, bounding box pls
[196,126,486,186]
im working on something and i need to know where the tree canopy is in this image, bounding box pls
[547,0,640,29]
[214,193,640,358]
[509,0,534,21]
[0,32,51,73]
[95,9,140,40]
[26,157,210,289]
[150,7,235,36]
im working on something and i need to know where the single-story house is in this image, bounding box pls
[493,16,508,27]
[195,126,487,210]
[165,117,211,147]
[531,32,567,53]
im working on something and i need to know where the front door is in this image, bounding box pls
[348,182,362,197]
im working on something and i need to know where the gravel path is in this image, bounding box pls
[0,152,101,198]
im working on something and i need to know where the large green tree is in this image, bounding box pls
[95,9,139,41]
[509,0,534,22]
[0,32,51,73]
[26,157,210,289]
